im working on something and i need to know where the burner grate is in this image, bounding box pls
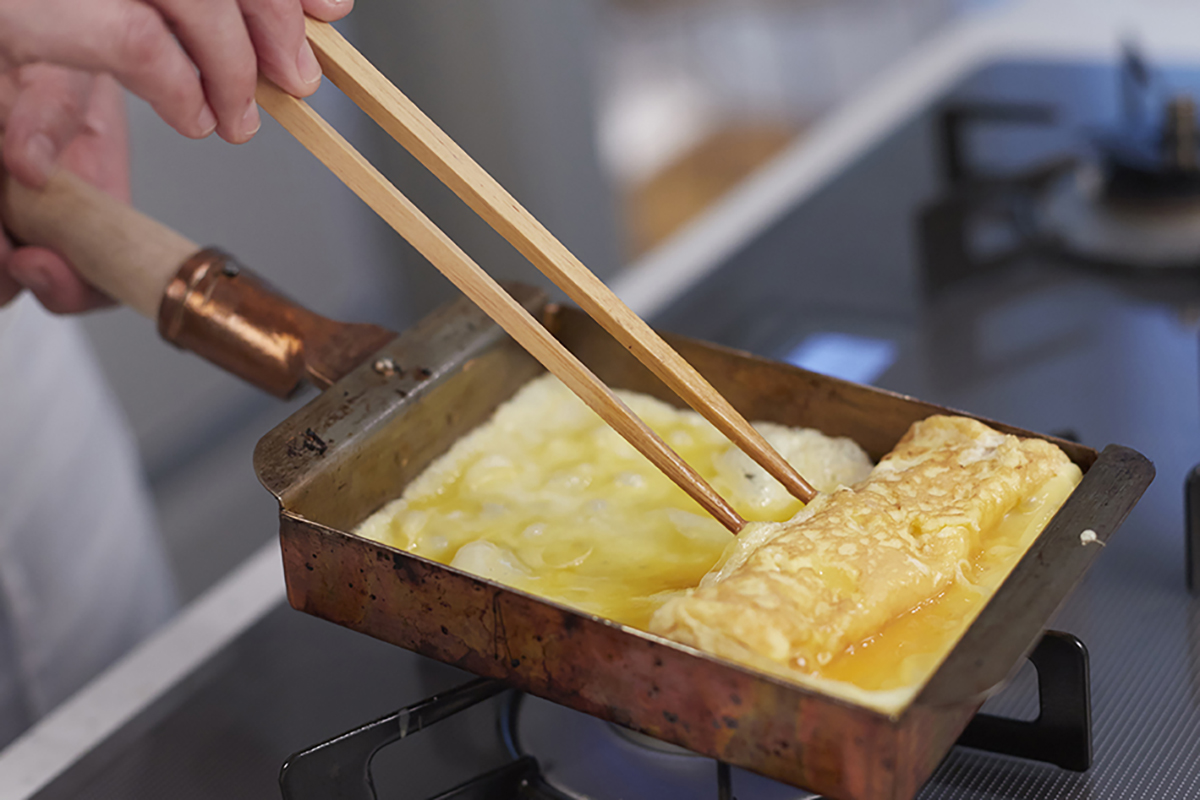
[1185,464,1200,595]
[956,631,1091,771]
[278,633,1089,800]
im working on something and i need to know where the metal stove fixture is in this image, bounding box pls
[1185,467,1200,594]
[919,44,1200,293]
[1103,44,1200,204]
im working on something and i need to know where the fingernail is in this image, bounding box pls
[298,40,322,86]
[242,101,261,139]
[26,134,57,183]
[197,105,217,137]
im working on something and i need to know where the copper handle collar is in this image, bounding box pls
[158,248,394,398]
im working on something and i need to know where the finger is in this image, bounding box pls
[0,274,21,307]
[0,0,217,138]
[7,246,114,314]
[2,65,93,187]
[301,0,354,23]
[238,0,322,98]
[6,74,129,315]
[0,233,19,307]
[0,71,19,121]
[147,0,260,143]
[58,73,131,202]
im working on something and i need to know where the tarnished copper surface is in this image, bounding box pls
[254,287,1153,800]
[158,248,395,398]
[278,514,944,799]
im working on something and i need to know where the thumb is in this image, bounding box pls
[3,65,94,188]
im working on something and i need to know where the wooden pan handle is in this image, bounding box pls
[0,170,198,318]
[0,169,394,398]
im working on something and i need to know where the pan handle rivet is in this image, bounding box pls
[1080,529,1103,546]
[374,357,399,377]
[221,262,240,277]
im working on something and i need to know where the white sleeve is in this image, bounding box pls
[0,296,177,741]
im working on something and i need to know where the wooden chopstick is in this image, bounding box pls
[255,78,746,534]
[302,18,819,507]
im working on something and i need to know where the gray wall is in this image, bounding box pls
[352,0,622,316]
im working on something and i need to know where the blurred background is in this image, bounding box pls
[79,0,984,604]
[13,0,1200,794]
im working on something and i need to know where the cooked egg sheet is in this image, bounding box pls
[649,415,1081,707]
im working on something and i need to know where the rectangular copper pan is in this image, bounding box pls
[254,285,1153,800]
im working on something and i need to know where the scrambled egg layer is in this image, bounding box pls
[356,376,1080,714]
[356,374,871,629]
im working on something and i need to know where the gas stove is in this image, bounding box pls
[7,29,1200,800]
[276,627,1092,800]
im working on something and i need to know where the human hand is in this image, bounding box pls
[0,0,353,313]
[0,68,128,311]
[0,0,353,186]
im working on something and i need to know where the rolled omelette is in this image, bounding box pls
[649,415,1081,680]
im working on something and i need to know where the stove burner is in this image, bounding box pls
[277,634,1091,800]
[1039,163,1200,269]
[1103,44,1200,204]
[506,692,807,799]
[919,45,1200,294]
